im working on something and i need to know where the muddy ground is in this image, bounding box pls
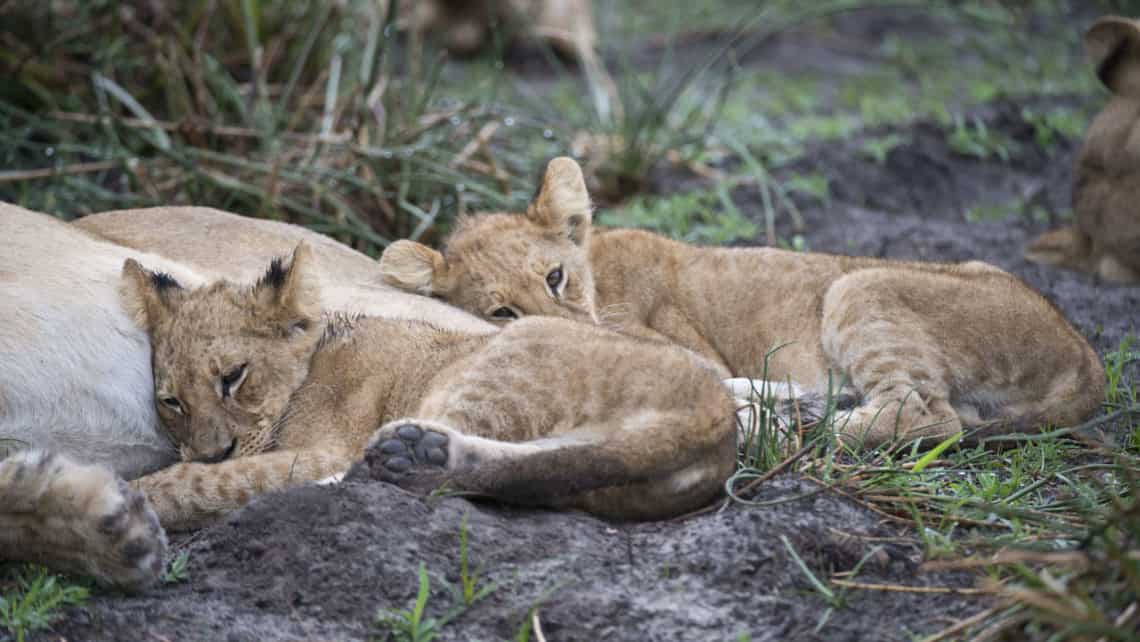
[32,6,1139,642]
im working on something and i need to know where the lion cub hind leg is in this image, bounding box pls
[821,271,971,448]
[0,450,167,591]
[363,410,736,521]
[821,267,1102,447]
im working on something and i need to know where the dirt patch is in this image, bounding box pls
[50,478,984,642]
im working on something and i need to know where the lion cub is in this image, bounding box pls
[1025,16,1140,283]
[121,244,735,530]
[379,158,1106,447]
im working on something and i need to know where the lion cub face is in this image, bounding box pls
[121,245,321,463]
[379,157,599,325]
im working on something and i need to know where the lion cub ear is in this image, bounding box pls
[527,156,593,246]
[120,259,184,331]
[254,242,321,335]
[378,240,452,296]
[1086,16,1140,97]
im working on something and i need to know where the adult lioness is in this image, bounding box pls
[116,244,735,528]
[1025,16,1140,283]
[0,203,489,590]
[379,158,1106,446]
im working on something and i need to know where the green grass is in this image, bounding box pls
[946,115,1018,161]
[722,340,1140,639]
[373,516,501,642]
[375,562,440,642]
[162,552,191,585]
[599,188,756,244]
[0,566,89,642]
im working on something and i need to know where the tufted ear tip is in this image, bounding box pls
[119,258,183,331]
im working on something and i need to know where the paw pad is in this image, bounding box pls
[370,423,450,484]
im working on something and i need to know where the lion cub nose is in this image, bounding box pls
[196,438,238,464]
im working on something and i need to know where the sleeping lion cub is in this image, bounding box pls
[119,244,735,530]
[379,158,1106,446]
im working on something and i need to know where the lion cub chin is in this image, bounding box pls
[1024,16,1140,283]
[119,243,736,531]
[379,158,1106,448]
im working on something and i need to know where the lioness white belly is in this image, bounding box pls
[0,204,201,478]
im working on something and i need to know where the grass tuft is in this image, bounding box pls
[0,565,89,642]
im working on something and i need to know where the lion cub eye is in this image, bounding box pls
[491,307,518,320]
[159,396,184,415]
[545,266,565,293]
[221,363,248,398]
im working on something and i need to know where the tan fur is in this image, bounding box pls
[384,0,595,59]
[381,158,1106,447]
[1,203,492,588]
[74,207,494,335]
[1025,16,1140,283]
[0,450,165,592]
[124,246,736,529]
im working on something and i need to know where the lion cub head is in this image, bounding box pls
[121,244,321,463]
[379,157,600,324]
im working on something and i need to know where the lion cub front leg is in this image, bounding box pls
[132,449,353,531]
[0,450,167,591]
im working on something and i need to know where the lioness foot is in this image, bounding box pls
[0,451,167,592]
[92,477,168,591]
[364,423,452,493]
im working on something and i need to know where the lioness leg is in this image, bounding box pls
[0,450,166,591]
[130,449,354,531]
[364,409,736,521]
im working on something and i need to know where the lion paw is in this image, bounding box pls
[91,477,168,591]
[0,450,167,592]
[364,423,452,493]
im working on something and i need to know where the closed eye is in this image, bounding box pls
[489,306,519,320]
[159,396,185,415]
